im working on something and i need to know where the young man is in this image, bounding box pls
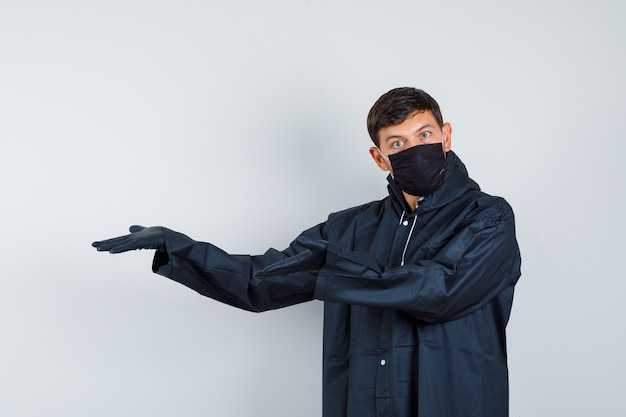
[93,87,522,417]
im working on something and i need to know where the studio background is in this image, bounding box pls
[1,1,624,416]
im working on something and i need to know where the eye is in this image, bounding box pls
[391,140,405,149]
[420,131,432,140]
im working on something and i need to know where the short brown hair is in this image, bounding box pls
[367,87,444,146]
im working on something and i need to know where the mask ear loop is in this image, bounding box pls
[378,148,394,178]
[442,135,447,159]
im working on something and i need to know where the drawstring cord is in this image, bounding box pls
[400,215,418,266]
[398,196,424,266]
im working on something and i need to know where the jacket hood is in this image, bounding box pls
[386,150,480,213]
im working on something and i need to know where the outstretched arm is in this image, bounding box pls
[92,224,327,312]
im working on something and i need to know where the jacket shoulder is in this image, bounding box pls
[463,192,516,227]
[329,198,386,218]
[324,198,388,230]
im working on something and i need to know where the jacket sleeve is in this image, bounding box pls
[151,224,327,312]
[313,198,522,322]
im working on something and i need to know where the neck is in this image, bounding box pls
[403,192,421,212]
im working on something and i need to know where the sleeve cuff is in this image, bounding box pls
[152,250,170,273]
[313,266,331,300]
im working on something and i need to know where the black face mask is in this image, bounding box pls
[388,143,447,197]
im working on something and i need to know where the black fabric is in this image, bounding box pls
[388,142,447,197]
[152,151,522,417]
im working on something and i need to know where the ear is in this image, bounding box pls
[442,122,452,152]
[369,146,390,172]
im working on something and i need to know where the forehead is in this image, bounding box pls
[379,110,438,140]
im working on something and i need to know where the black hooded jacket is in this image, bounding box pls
[152,151,522,417]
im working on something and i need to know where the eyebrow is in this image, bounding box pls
[383,123,435,143]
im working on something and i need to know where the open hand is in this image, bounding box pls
[92,225,166,253]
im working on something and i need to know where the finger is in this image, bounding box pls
[92,235,131,251]
[327,246,382,274]
[107,239,142,253]
[260,252,311,276]
[129,225,145,233]
[296,236,329,252]
[257,249,320,277]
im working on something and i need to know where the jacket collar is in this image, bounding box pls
[386,150,480,214]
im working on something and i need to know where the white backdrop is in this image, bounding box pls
[1,1,625,416]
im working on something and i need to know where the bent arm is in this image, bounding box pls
[314,198,522,322]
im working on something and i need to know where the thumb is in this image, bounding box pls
[129,225,146,233]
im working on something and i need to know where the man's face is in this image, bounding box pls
[369,110,452,174]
